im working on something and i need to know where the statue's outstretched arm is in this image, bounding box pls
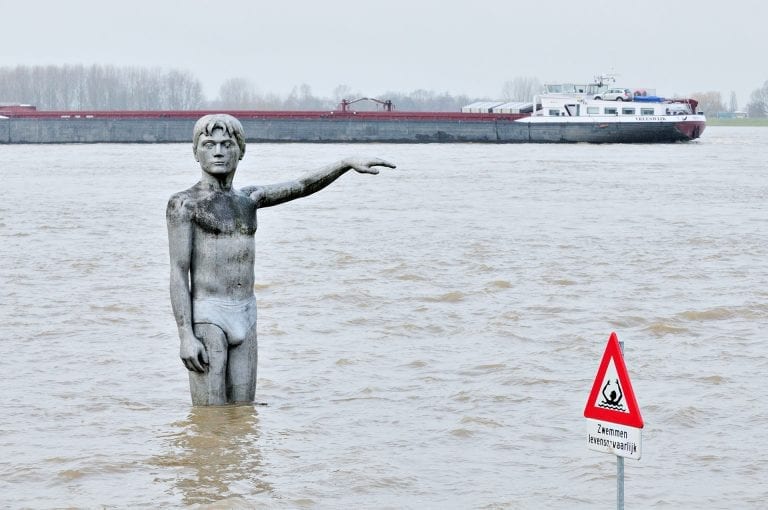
[243,157,395,208]
[166,195,208,373]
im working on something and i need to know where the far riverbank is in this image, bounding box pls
[706,118,768,127]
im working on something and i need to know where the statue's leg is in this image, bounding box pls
[189,323,228,405]
[226,323,258,403]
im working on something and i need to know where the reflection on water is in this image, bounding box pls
[152,405,271,506]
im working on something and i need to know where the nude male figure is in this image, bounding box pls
[167,114,394,405]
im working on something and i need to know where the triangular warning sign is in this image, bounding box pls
[584,332,643,428]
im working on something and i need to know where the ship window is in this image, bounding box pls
[604,107,617,115]
[641,108,655,115]
[565,104,580,116]
[622,108,636,115]
[587,106,600,115]
[548,109,561,116]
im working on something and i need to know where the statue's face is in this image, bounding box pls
[195,128,242,176]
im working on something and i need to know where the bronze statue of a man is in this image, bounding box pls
[167,114,394,405]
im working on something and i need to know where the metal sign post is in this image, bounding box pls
[617,340,624,510]
[617,453,624,510]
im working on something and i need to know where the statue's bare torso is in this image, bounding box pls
[175,184,258,302]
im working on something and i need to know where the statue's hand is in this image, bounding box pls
[180,335,209,373]
[345,157,396,175]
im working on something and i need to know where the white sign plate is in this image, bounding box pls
[586,418,642,460]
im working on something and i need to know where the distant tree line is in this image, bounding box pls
[0,64,493,112]
[0,65,204,110]
[692,82,768,118]
[4,65,767,117]
[210,78,483,112]
[695,81,768,118]
[210,80,339,110]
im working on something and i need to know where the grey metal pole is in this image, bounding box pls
[618,456,624,510]
[618,341,625,510]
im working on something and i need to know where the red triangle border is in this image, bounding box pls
[583,332,644,428]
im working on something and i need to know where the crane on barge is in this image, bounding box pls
[338,97,394,112]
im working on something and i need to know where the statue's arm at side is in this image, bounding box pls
[166,195,208,372]
[242,157,395,208]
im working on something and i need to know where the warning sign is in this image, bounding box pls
[584,332,643,428]
[584,332,643,459]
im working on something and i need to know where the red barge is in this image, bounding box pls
[0,93,705,144]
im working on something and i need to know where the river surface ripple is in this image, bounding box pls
[1,127,767,508]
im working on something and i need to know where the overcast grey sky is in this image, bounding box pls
[1,0,765,106]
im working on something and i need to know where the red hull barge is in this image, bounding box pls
[0,104,704,144]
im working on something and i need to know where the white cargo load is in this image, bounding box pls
[461,101,505,113]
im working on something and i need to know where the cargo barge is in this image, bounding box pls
[0,95,705,144]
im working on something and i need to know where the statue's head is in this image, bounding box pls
[193,114,246,158]
[193,114,246,177]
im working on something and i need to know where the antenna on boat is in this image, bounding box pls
[594,72,619,88]
[595,73,616,87]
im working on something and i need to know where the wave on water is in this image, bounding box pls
[421,291,466,303]
[679,304,767,321]
[460,416,503,428]
[643,321,690,336]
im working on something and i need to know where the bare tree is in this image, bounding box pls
[690,91,726,115]
[164,69,204,109]
[332,84,354,104]
[746,81,768,118]
[501,76,542,101]
[216,77,259,109]
[129,67,163,110]
[296,83,326,109]
[729,91,738,113]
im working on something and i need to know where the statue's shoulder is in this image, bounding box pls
[237,185,266,207]
[238,184,261,196]
[232,186,259,203]
[166,186,201,218]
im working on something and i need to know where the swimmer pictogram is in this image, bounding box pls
[598,378,625,411]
